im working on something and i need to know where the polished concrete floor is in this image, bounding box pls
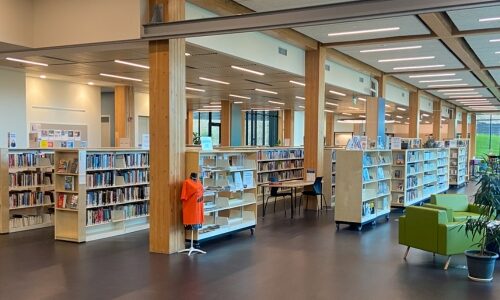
[0,183,499,300]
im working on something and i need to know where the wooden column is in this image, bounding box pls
[149,0,185,254]
[408,91,420,138]
[241,111,246,145]
[277,110,284,144]
[461,111,469,139]
[448,108,458,139]
[283,109,294,146]
[325,112,334,146]
[433,100,442,140]
[470,113,477,157]
[366,96,385,143]
[114,86,134,146]
[186,110,194,145]
[220,101,231,146]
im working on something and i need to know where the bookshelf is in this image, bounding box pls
[449,146,467,186]
[0,149,55,233]
[390,148,449,207]
[335,150,392,231]
[54,149,150,242]
[185,149,257,242]
[323,147,339,207]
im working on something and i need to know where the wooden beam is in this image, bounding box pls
[323,34,437,48]
[220,101,231,146]
[149,0,185,254]
[283,109,294,146]
[325,112,334,146]
[376,75,386,98]
[408,91,420,138]
[114,86,127,146]
[186,110,194,144]
[433,100,442,140]
[470,113,477,157]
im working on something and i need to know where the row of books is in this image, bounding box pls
[9,192,53,208]
[423,151,436,161]
[423,174,437,185]
[406,189,421,201]
[258,160,303,171]
[57,158,78,173]
[423,184,437,198]
[363,153,390,167]
[437,158,448,167]
[57,194,78,209]
[438,150,448,159]
[407,176,419,189]
[10,213,53,229]
[423,162,437,172]
[86,186,150,207]
[87,154,114,169]
[437,167,448,175]
[117,170,150,184]
[8,172,52,187]
[406,151,422,162]
[362,167,387,182]
[378,181,389,194]
[86,171,114,187]
[407,163,421,175]
[8,153,54,168]
[118,153,149,168]
[257,169,302,183]
[257,149,304,160]
[86,202,149,226]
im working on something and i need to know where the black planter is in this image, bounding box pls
[465,250,499,282]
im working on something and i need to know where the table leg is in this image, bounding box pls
[262,185,266,217]
[291,187,295,219]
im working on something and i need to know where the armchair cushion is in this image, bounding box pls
[452,211,481,222]
[431,194,469,212]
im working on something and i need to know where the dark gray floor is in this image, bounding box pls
[1,183,498,300]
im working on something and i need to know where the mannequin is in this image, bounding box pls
[179,172,206,256]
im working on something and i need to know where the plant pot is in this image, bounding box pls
[465,250,499,282]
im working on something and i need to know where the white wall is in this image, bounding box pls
[333,114,354,133]
[26,77,101,147]
[293,111,304,146]
[134,92,149,147]
[0,68,28,148]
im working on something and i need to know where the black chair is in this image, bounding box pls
[300,177,327,215]
[265,177,293,216]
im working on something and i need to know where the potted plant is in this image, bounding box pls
[464,157,500,282]
[192,132,201,145]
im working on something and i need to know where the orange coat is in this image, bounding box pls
[181,178,204,225]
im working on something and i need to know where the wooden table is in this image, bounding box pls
[260,180,314,219]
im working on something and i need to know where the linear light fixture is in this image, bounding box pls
[231,65,264,76]
[385,113,391,117]
[325,109,334,113]
[421,113,430,117]
[359,115,366,118]
[378,56,435,63]
[396,115,404,119]
[197,109,221,112]
[186,87,205,92]
[88,82,94,85]
[255,88,278,94]
[229,94,250,99]
[337,119,366,124]
[329,90,346,96]
[385,104,391,108]
[479,16,500,22]
[443,92,479,95]
[268,100,285,105]
[396,107,406,111]
[295,96,306,100]
[326,102,339,106]
[39,75,46,79]
[299,105,305,109]
[496,51,500,54]
[489,39,500,42]
[114,59,149,69]
[409,73,456,78]
[185,53,191,56]
[437,88,475,92]
[348,106,359,110]
[99,73,142,82]
[360,45,422,53]
[234,101,243,104]
[328,27,399,36]
[419,79,463,83]
[203,105,221,108]
[427,83,469,88]
[357,97,366,102]
[451,95,486,99]
[289,80,306,86]
[6,57,48,66]
[341,112,352,116]
[210,102,221,105]
[393,64,445,70]
[199,77,230,85]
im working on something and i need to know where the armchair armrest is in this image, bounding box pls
[437,222,481,255]
[424,204,453,222]
[468,204,496,220]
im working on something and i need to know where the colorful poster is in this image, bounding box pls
[74,130,81,141]
[40,140,48,148]
[31,123,41,133]
[200,137,213,151]
[8,132,16,148]
[54,130,62,140]
[47,141,54,148]
[68,130,74,140]
[67,141,75,148]
[40,130,48,137]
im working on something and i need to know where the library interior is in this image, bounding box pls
[1,0,500,299]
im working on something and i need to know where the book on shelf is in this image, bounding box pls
[57,158,78,173]
[64,176,75,191]
[362,168,371,182]
[377,167,385,180]
[57,194,78,209]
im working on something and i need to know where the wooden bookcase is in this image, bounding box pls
[449,146,467,186]
[54,149,150,242]
[0,149,55,233]
[335,150,392,230]
[323,147,339,207]
[390,148,449,207]
[185,149,257,242]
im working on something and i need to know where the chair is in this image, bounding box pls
[424,194,483,222]
[300,177,327,215]
[399,206,482,270]
[265,177,293,216]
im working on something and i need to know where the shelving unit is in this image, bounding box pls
[390,148,449,208]
[449,146,467,186]
[54,149,150,242]
[0,149,55,233]
[335,150,392,230]
[185,149,257,242]
[323,147,339,207]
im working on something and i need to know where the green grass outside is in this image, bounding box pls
[476,133,500,157]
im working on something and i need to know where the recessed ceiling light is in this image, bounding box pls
[99,73,143,82]
[409,73,456,78]
[229,94,250,99]
[360,45,422,53]
[437,88,475,92]
[185,53,191,56]
[295,96,306,100]
[326,102,339,106]
[378,56,435,63]
[289,80,306,86]
[186,87,205,92]
[114,59,149,69]
[234,101,243,104]
[489,39,500,43]
[357,97,366,101]
[39,75,46,79]
[325,109,334,113]
[299,105,305,109]
[348,106,359,110]
[396,115,403,119]
[268,100,285,105]
[88,82,95,85]
[427,83,469,88]
[329,90,346,96]
[479,16,500,22]
[255,88,277,95]
[419,79,463,83]
[396,107,406,111]
[203,105,221,108]
[199,77,230,85]
[328,27,399,36]
[231,65,265,76]
[394,64,445,70]
[341,112,352,116]
[6,57,48,66]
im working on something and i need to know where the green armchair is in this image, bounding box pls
[425,194,482,222]
[399,206,481,270]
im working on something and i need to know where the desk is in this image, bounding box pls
[260,180,314,219]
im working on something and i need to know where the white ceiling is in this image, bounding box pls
[487,69,500,86]
[447,5,500,31]
[394,71,482,90]
[428,87,494,99]
[234,0,358,12]
[464,34,500,68]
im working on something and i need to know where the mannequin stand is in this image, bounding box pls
[178,228,206,256]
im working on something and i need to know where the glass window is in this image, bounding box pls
[476,114,500,156]
[245,111,279,146]
[193,112,221,145]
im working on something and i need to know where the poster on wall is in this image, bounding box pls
[61,130,68,141]
[40,140,48,148]
[8,132,16,148]
[48,130,55,140]
[142,134,150,149]
[67,141,75,148]
[68,130,74,140]
[200,137,213,151]
[54,130,62,140]
[74,130,81,141]
[48,141,54,148]
[40,130,48,138]
[31,123,41,133]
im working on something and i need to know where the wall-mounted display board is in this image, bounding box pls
[334,132,353,147]
[29,123,88,149]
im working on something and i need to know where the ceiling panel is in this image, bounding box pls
[294,16,430,43]
[488,69,500,85]
[428,87,494,99]
[464,34,500,68]
[447,5,500,31]
[394,70,482,90]
[234,0,358,12]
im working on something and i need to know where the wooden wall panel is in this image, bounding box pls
[408,91,420,138]
[470,113,477,157]
[433,100,442,140]
[283,109,294,146]
[186,110,193,145]
[461,111,469,139]
[325,112,334,146]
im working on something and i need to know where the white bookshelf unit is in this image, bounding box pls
[185,149,257,242]
[449,146,467,186]
[335,150,392,231]
[54,149,150,242]
[323,147,338,207]
[390,148,449,208]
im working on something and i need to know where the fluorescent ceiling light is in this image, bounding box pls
[443,92,479,95]
[326,102,339,106]
[268,100,285,105]
[87,82,94,85]
[114,59,149,69]
[393,64,445,70]
[419,79,463,83]
[348,106,359,110]
[489,39,500,42]
[295,96,306,100]
[385,113,391,117]
[99,73,142,82]
[289,80,305,86]
[338,119,366,124]
[203,105,221,108]
[427,83,469,88]
[328,27,399,36]
[479,16,500,22]
[424,121,431,124]
[231,65,264,76]
[6,57,48,66]
[396,115,403,119]
[360,115,366,118]
[299,105,305,109]
[185,53,191,56]
[234,101,243,104]
[210,102,221,105]
[39,75,46,79]
[378,56,435,63]
[396,107,406,111]
[197,109,221,112]
[421,113,430,117]
[329,90,346,96]
[324,109,334,113]
[341,112,352,116]
[409,73,456,78]
[385,104,391,108]
[360,45,422,53]
[451,95,486,99]
[255,88,278,95]
[496,51,500,54]
[186,87,205,92]
[437,88,475,92]
[199,77,230,85]
[357,97,366,102]
[229,94,250,99]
